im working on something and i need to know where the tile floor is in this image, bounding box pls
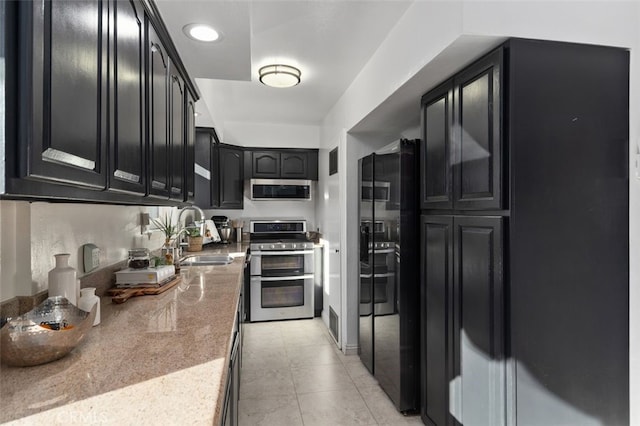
[239,318,423,426]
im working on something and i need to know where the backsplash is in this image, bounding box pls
[0,201,167,302]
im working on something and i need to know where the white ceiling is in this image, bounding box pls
[155,0,412,127]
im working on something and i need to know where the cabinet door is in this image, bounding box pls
[194,130,214,208]
[184,91,196,202]
[23,0,108,189]
[280,152,308,178]
[452,216,505,426]
[252,151,280,178]
[147,21,169,198]
[452,50,502,210]
[219,146,244,209]
[169,64,185,201]
[211,143,221,208]
[421,215,454,426]
[109,0,145,195]
[421,81,453,210]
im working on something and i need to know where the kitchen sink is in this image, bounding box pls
[180,255,234,266]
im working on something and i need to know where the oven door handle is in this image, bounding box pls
[251,275,314,282]
[367,248,395,254]
[252,250,314,256]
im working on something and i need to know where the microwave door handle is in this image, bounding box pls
[360,225,370,263]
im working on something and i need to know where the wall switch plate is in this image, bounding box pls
[83,243,100,273]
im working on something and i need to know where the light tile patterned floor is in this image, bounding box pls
[239,318,423,426]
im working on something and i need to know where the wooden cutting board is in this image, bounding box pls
[106,275,181,304]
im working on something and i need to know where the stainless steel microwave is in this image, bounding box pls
[250,179,312,201]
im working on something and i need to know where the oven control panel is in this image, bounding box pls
[251,241,314,251]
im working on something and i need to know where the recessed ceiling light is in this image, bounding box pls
[183,24,220,42]
[194,112,201,117]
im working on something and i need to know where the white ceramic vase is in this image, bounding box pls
[78,287,101,326]
[48,253,78,305]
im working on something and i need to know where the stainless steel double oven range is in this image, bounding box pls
[248,220,315,322]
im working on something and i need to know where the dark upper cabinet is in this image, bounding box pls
[168,62,185,201]
[280,152,308,178]
[453,50,502,210]
[146,20,169,199]
[421,50,502,211]
[421,81,453,210]
[420,215,504,426]
[195,128,243,210]
[5,0,198,205]
[19,0,109,189]
[184,91,196,203]
[247,149,318,180]
[252,151,280,178]
[219,146,244,209]
[194,128,216,208]
[109,0,146,195]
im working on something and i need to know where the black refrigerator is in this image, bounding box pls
[358,139,420,412]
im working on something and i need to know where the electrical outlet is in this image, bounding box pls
[83,243,100,273]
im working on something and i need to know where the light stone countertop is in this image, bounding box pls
[0,243,248,425]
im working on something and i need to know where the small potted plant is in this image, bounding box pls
[185,227,203,252]
[151,213,178,264]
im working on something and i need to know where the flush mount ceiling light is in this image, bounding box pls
[259,64,301,88]
[182,23,220,42]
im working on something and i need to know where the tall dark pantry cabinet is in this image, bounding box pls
[420,39,629,426]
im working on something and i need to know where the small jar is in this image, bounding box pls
[128,248,150,269]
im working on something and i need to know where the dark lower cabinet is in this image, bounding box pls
[421,215,505,426]
[421,216,452,426]
[221,292,242,426]
[420,39,629,426]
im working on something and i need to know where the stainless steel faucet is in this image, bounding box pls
[177,206,206,237]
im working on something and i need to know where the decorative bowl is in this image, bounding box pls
[0,296,96,367]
